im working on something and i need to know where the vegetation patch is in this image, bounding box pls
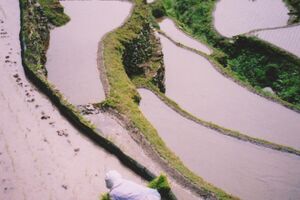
[157,0,300,110]
[37,0,70,26]
[283,0,300,23]
[228,36,300,106]
[122,21,165,92]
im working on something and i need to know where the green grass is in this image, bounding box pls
[148,174,170,191]
[37,0,70,26]
[227,36,300,107]
[100,193,110,200]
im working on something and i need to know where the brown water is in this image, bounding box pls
[253,25,300,57]
[213,0,289,37]
[138,88,300,200]
[0,1,144,199]
[159,34,300,150]
[46,1,132,105]
[159,18,212,55]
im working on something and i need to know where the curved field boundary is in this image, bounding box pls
[242,22,300,35]
[138,83,300,157]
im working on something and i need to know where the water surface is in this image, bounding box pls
[214,0,289,37]
[46,1,132,105]
[253,25,300,57]
[138,88,300,200]
[160,34,300,149]
[159,18,212,55]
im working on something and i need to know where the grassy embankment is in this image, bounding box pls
[101,0,237,199]
[37,0,71,26]
[156,0,300,111]
[20,0,69,76]
[19,0,174,194]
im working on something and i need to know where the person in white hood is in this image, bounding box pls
[105,170,161,200]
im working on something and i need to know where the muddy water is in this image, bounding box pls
[213,0,289,37]
[0,1,145,199]
[253,25,300,57]
[46,1,132,105]
[159,34,300,149]
[138,88,300,200]
[159,18,212,55]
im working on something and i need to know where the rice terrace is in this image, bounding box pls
[0,0,299,199]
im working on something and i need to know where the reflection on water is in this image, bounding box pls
[46,1,132,105]
[160,34,300,149]
[139,88,300,200]
[213,0,289,37]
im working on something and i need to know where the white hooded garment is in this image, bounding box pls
[105,170,161,200]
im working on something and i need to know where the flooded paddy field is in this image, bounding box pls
[139,88,300,200]
[159,18,212,54]
[213,0,289,37]
[46,0,132,105]
[252,25,300,58]
[158,32,300,150]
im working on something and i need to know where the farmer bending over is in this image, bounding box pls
[105,170,161,200]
